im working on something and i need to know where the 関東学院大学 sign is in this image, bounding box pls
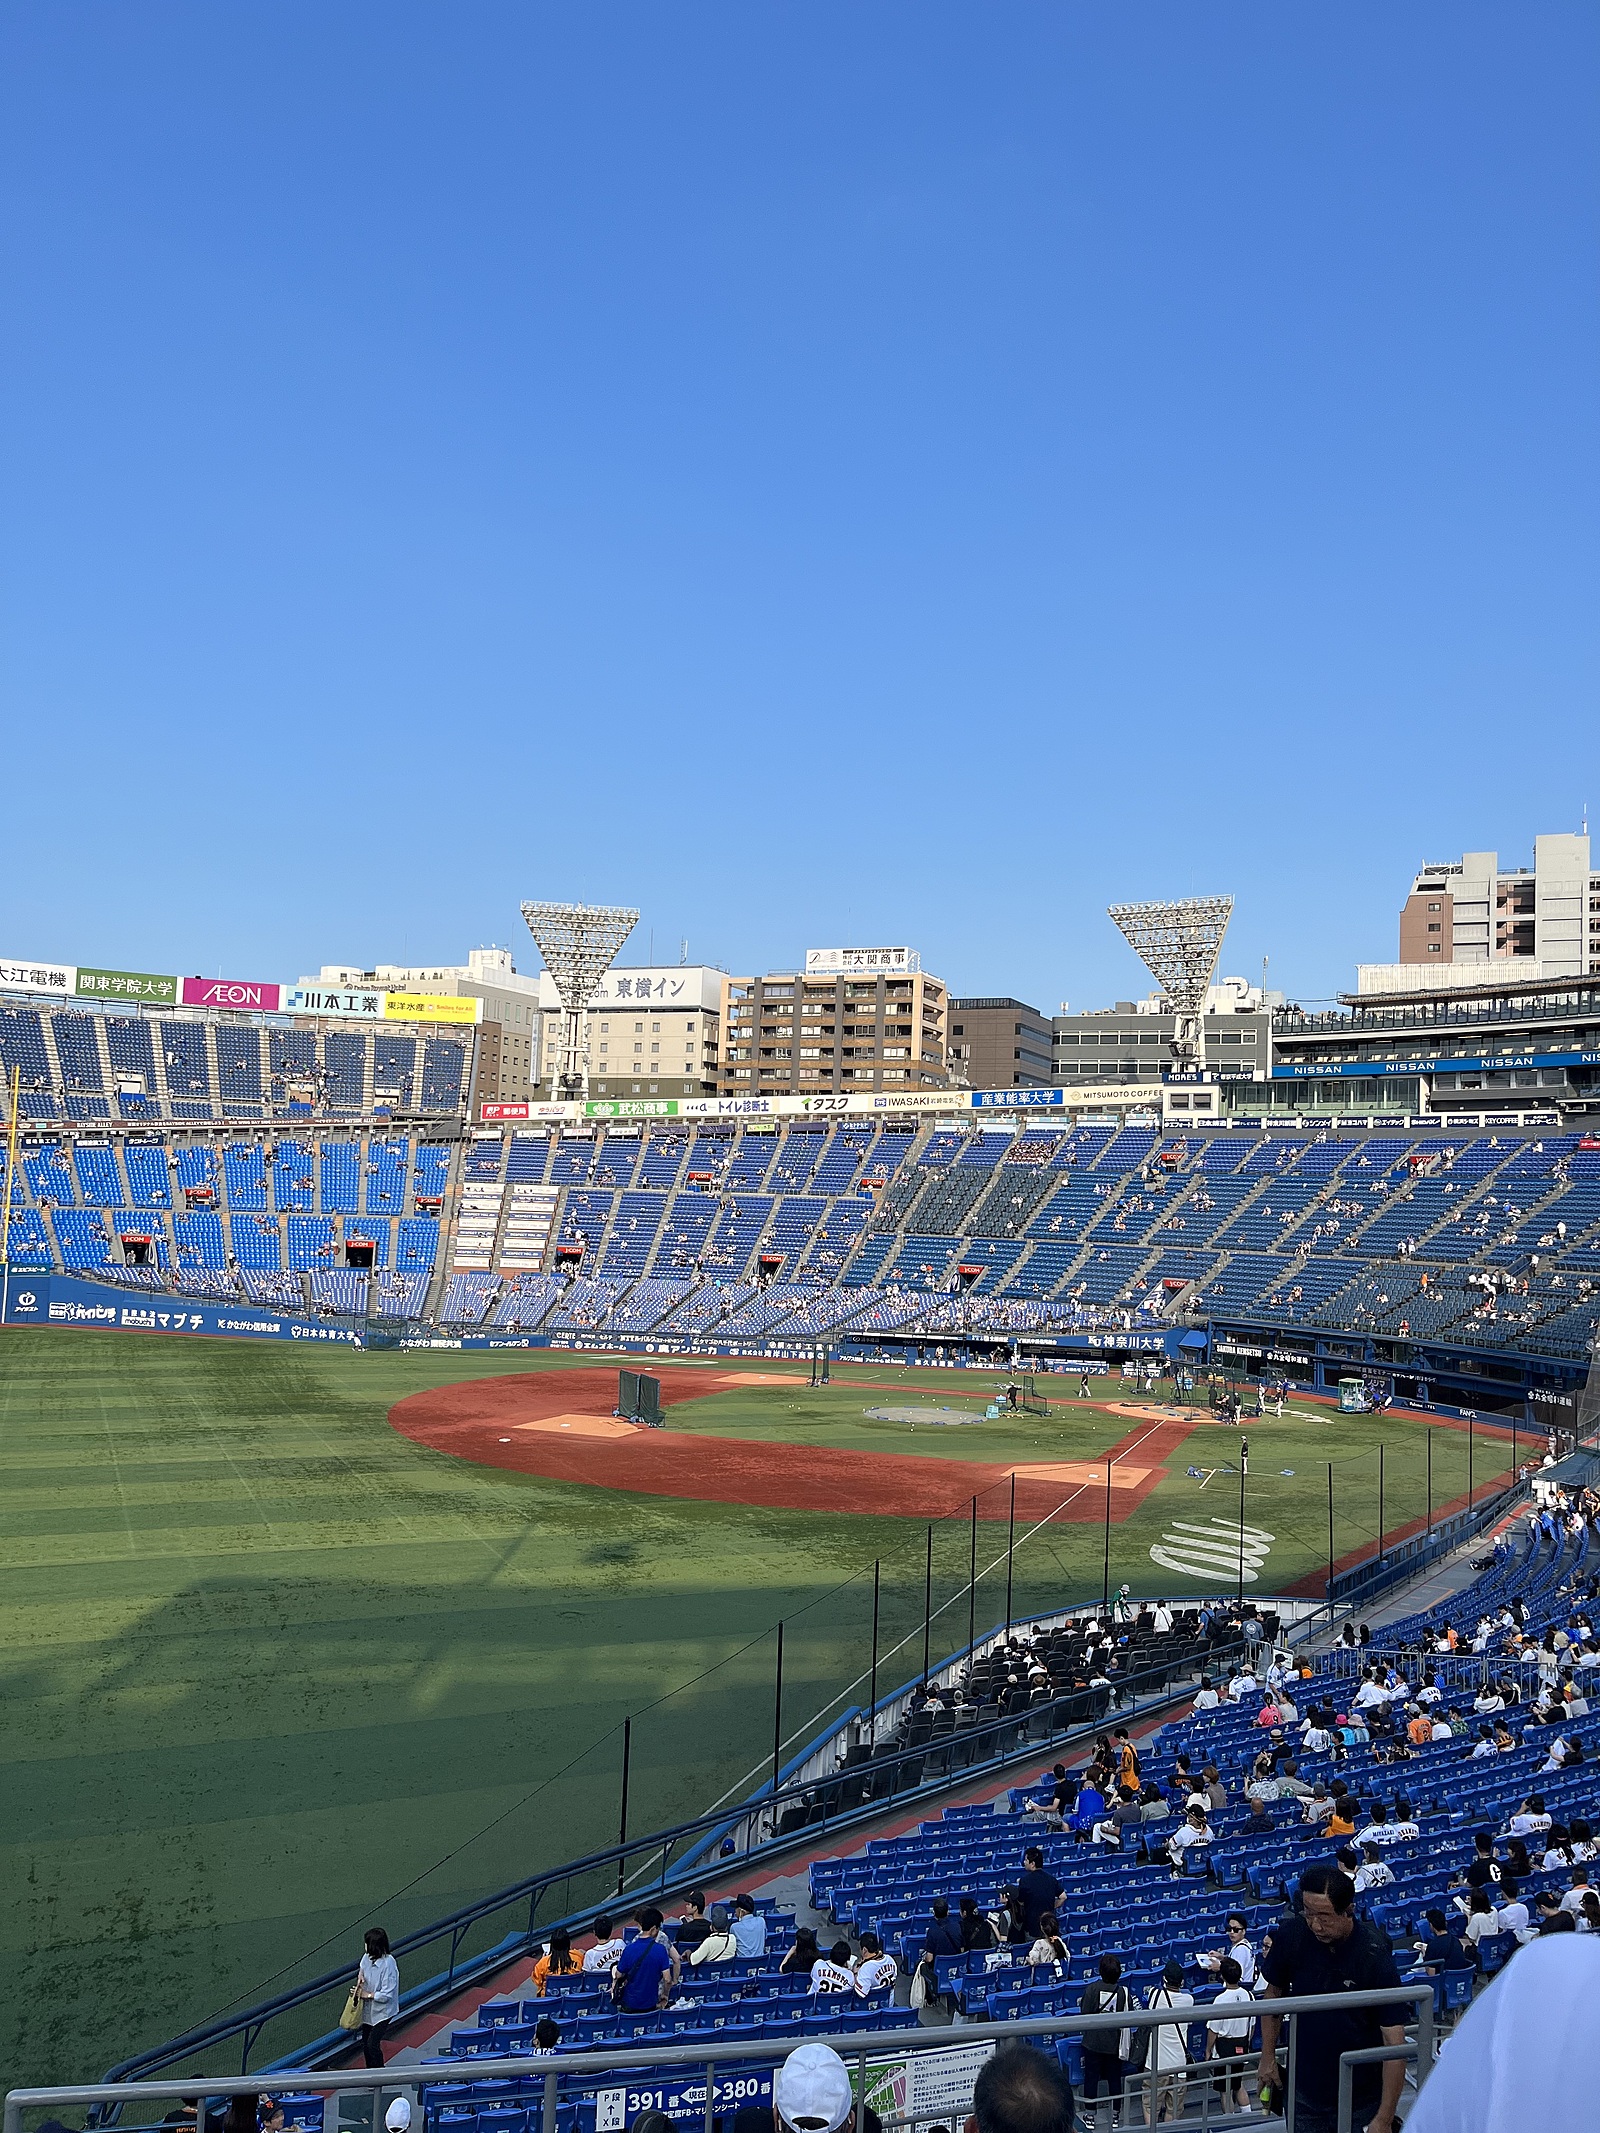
[76,967,179,1005]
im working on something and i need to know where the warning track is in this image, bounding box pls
[387,1366,1204,1521]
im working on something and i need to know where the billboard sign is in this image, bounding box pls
[76,967,179,1005]
[284,986,388,1020]
[804,946,920,975]
[181,976,284,1012]
[0,957,75,995]
[383,991,481,1025]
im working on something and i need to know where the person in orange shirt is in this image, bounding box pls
[532,1927,580,1997]
[1327,1791,1358,1837]
[1407,1707,1435,1748]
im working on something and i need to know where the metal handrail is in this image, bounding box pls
[5,1986,1437,2133]
[97,1635,1246,2088]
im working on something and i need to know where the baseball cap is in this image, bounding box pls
[774,2043,854,2133]
[385,2105,412,2132]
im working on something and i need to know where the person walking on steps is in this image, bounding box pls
[354,1927,399,2068]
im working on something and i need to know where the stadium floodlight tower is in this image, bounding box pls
[1107,895,1234,1073]
[520,900,639,1102]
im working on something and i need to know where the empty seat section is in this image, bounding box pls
[104,1017,158,1092]
[421,1039,465,1110]
[370,1034,416,1108]
[319,1142,361,1213]
[52,1012,103,1092]
[215,1026,263,1105]
[323,1032,367,1112]
[123,1142,172,1206]
[174,1211,228,1270]
[224,1143,267,1211]
[504,1133,551,1183]
[73,1144,124,1206]
[160,1020,213,1106]
[604,1278,695,1332]
[53,1207,111,1268]
[273,1143,315,1212]
[704,1196,774,1277]
[397,1216,440,1270]
[597,1192,667,1277]
[365,1138,410,1212]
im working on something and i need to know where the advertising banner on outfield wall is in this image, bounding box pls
[1,1275,363,1343]
[0,956,75,994]
[75,966,179,1004]
[284,985,388,1020]
[181,975,284,1012]
[483,1082,1165,1124]
[383,991,481,1024]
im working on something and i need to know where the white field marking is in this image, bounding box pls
[1150,1516,1275,1585]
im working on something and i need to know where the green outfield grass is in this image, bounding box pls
[0,1329,1514,2093]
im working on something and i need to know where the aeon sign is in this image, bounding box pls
[181,976,283,1011]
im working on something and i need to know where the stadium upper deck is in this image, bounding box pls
[6,1101,1597,1403]
[0,998,471,1122]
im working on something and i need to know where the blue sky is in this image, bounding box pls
[2,4,1596,1011]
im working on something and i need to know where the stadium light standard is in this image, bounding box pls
[1107,895,1234,1074]
[520,900,639,1103]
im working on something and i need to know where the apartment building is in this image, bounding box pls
[948,998,1054,1088]
[719,948,949,1096]
[1387,833,1599,985]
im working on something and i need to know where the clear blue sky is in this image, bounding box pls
[3,4,1596,1011]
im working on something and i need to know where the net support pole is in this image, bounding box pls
[1004,1474,1016,1634]
[868,1562,880,1744]
[1468,1411,1475,1510]
[1327,1462,1335,1623]
[616,1717,631,1895]
[968,1496,977,1656]
[771,1622,784,1806]
[1237,1458,1246,1603]
[1426,1429,1433,1539]
[922,1525,933,1683]
[1378,1442,1385,1566]
[1101,1459,1113,1615]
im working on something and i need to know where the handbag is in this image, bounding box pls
[338,1986,363,2031]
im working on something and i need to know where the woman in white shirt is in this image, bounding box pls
[355,1927,400,2067]
[1026,1912,1070,1971]
[1196,1915,1255,1987]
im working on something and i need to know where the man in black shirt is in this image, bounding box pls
[1258,1866,1407,2133]
[1015,1847,1065,1936]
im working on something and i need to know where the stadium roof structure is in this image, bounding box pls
[1107,894,1233,1070]
[520,899,639,1100]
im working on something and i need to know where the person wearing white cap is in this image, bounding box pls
[773,2043,855,2133]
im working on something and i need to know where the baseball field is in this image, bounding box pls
[0,1326,1513,2093]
